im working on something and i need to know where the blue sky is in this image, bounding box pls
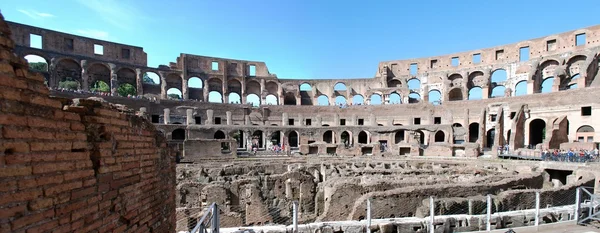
[3,0,598,104]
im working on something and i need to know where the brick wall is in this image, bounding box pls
[0,13,176,233]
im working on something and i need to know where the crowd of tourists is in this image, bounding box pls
[541,148,599,162]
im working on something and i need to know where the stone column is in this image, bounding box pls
[159,71,167,99]
[351,114,357,126]
[296,94,301,106]
[226,111,232,125]
[282,113,289,126]
[163,108,170,124]
[81,60,89,91]
[245,115,250,125]
[333,113,339,126]
[315,115,322,126]
[298,114,304,126]
[182,77,189,100]
[135,68,143,96]
[203,79,209,102]
[109,63,118,96]
[206,109,214,125]
[186,109,194,125]
[369,113,376,126]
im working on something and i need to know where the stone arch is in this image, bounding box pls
[370,94,382,105]
[266,81,279,95]
[143,71,160,84]
[407,78,421,90]
[469,123,479,143]
[172,128,186,140]
[317,95,329,106]
[414,130,425,145]
[394,130,405,144]
[490,85,505,98]
[353,95,364,105]
[116,67,137,97]
[300,83,313,105]
[389,92,402,104]
[467,71,486,89]
[246,80,261,95]
[252,130,264,148]
[408,93,421,104]
[270,131,282,145]
[341,131,352,146]
[167,88,182,99]
[166,73,182,93]
[468,87,482,100]
[288,131,299,147]
[323,130,334,143]
[576,125,595,142]
[514,81,527,96]
[491,69,507,83]
[189,77,203,88]
[56,58,82,89]
[529,119,546,148]
[247,94,261,107]
[387,79,402,88]
[448,88,463,101]
[334,82,347,92]
[434,131,445,142]
[486,129,495,148]
[428,89,441,105]
[335,96,347,106]
[284,92,296,105]
[214,130,226,139]
[448,73,464,88]
[24,54,49,72]
[227,79,242,102]
[265,94,278,105]
[540,77,554,93]
[358,131,369,144]
[208,91,222,103]
[228,92,241,104]
[299,83,312,91]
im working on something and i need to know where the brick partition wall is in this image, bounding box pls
[0,13,176,233]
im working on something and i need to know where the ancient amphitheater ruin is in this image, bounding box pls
[2,10,600,233]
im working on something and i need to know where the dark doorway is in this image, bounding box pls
[288,131,299,147]
[172,129,186,140]
[529,119,546,147]
[469,123,479,143]
[486,129,495,148]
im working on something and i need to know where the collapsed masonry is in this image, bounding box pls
[0,13,176,232]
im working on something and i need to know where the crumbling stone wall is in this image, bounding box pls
[0,14,176,233]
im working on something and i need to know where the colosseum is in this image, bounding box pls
[2,11,600,233]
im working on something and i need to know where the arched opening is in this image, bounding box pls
[514,81,527,96]
[234,130,244,148]
[90,80,110,94]
[576,125,595,142]
[566,74,580,90]
[214,130,226,139]
[117,83,137,97]
[252,130,264,149]
[335,96,347,106]
[172,129,186,140]
[270,131,281,146]
[540,77,554,93]
[415,130,425,145]
[284,92,296,105]
[341,131,352,146]
[167,88,182,99]
[491,69,507,83]
[265,94,278,105]
[428,90,441,105]
[353,95,364,105]
[529,119,546,147]
[300,83,312,91]
[143,72,160,84]
[228,92,241,104]
[468,87,482,100]
[448,88,463,101]
[59,76,81,90]
[323,130,334,143]
[434,131,445,142]
[408,93,420,104]
[56,59,81,89]
[358,131,369,144]
[208,91,223,103]
[24,55,48,72]
[394,130,405,144]
[334,82,347,91]
[247,94,261,107]
[486,129,495,148]
[370,94,382,105]
[490,86,505,98]
[387,79,402,88]
[288,131,299,147]
[189,77,203,88]
[469,123,479,143]
[389,92,401,104]
[317,95,329,106]
[407,79,421,90]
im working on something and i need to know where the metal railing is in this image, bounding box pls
[190,203,219,233]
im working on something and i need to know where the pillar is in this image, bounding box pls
[182,77,189,100]
[81,60,89,91]
[244,115,250,125]
[369,113,376,126]
[315,115,322,126]
[333,113,339,126]
[282,113,289,126]
[135,68,143,96]
[203,79,209,102]
[296,94,301,106]
[186,109,194,125]
[163,108,170,124]
[109,63,118,96]
[226,111,232,125]
[298,114,304,126]
[159,71,167,99]
[206,109,214,125]
[351,114,357,126]
[481,86,489,99]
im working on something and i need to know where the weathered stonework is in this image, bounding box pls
[0,14,176,232]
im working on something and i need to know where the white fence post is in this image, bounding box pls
[535,191,540,227]
[486,195,492,231]
[366,198,371,233]
[575,187,581,222]
[429,196,434,233]
[293,201,298,233]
